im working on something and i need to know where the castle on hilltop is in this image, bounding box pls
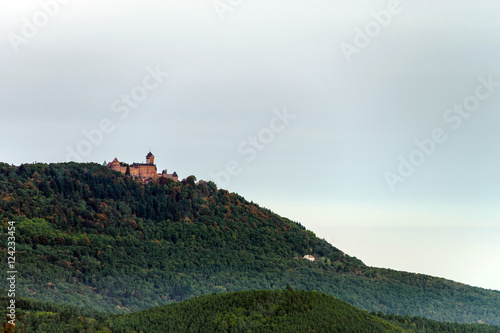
[107,152,178,182]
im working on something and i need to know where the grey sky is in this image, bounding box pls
[1,0,499,290]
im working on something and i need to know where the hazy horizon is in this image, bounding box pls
[1,1,500,291]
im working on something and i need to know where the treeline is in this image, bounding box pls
[1,290,499,333]
[0,162,350,264]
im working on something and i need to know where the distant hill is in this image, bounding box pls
[0,162,499,325]
[111,289,499,332]
[1,290,499,332]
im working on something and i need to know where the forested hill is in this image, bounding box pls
[0,162,499,326]
[2,289,499,332]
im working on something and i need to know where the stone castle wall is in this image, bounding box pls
[130,164,157,179]
[109,163,127,174]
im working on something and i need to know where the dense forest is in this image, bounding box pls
[0,162,499,327]
[1,289,499,332]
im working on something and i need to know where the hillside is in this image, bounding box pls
[0,162,499,325]
[2,290,499,332]
[110,289,499,332]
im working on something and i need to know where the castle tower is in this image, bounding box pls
[146,151,155,165]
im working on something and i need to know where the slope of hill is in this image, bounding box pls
[2,290,499,332]
[0,162,499,325]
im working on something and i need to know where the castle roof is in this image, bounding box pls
[111,158,119,164]
[132,163,156,167]
[172,172,178,177]
[146,152,154,158]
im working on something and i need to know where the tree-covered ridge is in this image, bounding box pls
[0,162,352,265]
[1,290,499,332]
[110,289,409,332]
[0,162,499,325]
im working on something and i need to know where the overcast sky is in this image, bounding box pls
[1,0,500,290]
